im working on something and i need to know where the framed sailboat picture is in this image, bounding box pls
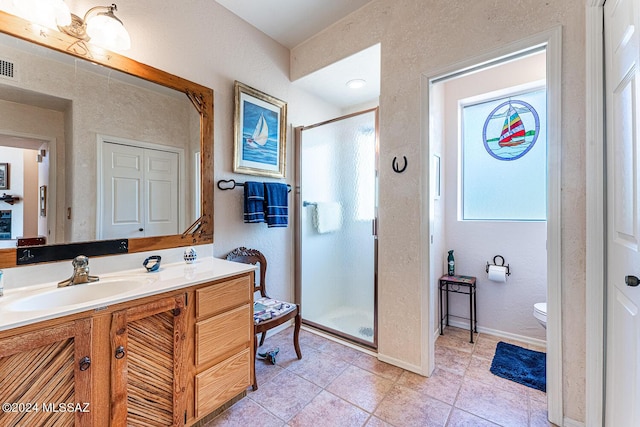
[233,81,287,178]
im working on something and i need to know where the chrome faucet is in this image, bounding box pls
[58,255,99,287]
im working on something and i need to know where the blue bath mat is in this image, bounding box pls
[490,341,546,392]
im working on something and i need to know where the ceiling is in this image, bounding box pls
[215,0,373,49]
[292,43,380,109]
[215,0,380,109]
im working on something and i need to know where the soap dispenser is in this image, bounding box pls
[447,250,455,276]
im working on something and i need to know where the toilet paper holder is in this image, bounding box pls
[485,255,511,276]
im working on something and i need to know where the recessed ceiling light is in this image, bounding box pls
[346,79,366,89]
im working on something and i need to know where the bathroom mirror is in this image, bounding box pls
[0,11,213,268]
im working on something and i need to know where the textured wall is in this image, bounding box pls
[68,71,197,241]
[292,0,586,421]
[68,0,340,305]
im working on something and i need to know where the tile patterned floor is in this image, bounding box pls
[205,326,553,427]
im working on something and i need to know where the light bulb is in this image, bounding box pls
[12,0,70,29]
[346,79,367,89]
[86,12,131,51]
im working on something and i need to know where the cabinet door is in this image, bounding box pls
[0,318,93,427]
[110,294,187,427]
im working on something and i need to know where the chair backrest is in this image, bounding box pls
[225,247,267,298]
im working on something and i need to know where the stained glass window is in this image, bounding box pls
[461,87,546,221]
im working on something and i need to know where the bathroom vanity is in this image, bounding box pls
[0,258,255,426]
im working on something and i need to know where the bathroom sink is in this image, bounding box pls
[6,278,148,312]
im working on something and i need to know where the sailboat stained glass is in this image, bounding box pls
[461,87,546,221]
[482,99,540,161]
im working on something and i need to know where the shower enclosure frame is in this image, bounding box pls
[294,107,379,349]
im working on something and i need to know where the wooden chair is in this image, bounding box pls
[225,247,302,390]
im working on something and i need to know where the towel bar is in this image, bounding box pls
[217,179,291,192]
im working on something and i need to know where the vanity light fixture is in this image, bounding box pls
[59,4,131,52]
[346,79,367,89]
[11,0,71,30]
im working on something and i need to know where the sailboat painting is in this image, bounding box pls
[243,106,278,162]
[482,99,540,161]
[234,81,288,178]
[246,112,269,148]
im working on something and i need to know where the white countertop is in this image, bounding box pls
[0,257,256,332]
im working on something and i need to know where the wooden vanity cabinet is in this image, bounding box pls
[0,271,254,427]
[0,317,93,427]
[192,274,253,420]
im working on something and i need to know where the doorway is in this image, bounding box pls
[0,132,55,247]
[425,28,562,425]
[295,108,378,348]
[97,135,185,240]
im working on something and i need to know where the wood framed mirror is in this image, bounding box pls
[0,10,213,268]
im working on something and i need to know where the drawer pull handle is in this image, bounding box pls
[79,356,91,371]
[115,345,126,359]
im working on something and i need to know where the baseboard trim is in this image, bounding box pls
[563,417,585,427]
[377,353,426,375]
[433,326,441,344]
[444,319,547,349]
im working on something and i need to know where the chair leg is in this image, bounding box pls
[259,332,266,347]
[252,333,258,391]
[293,310,302,359]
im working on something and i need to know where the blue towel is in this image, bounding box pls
[264,183,288,227]
[244,181,265,223]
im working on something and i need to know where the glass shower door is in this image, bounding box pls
[296,108,378,347]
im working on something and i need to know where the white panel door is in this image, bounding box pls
[144,149,179,237]
[102,142,144,239]
[101,142,179,239]
[605,0,640,425]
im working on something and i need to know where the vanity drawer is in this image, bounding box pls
[196,304,252,366]
[195,348,251,418]
[196,275,251,319]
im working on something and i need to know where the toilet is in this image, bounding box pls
[533,302,547,328]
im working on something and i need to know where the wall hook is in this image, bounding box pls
[392,156,407,173]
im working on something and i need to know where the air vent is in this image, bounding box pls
[0,58,15,80]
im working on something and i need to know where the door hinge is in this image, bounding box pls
[185,292,188,306]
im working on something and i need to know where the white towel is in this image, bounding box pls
[313,202,342,233]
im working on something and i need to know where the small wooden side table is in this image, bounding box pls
[439,274,477,343]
